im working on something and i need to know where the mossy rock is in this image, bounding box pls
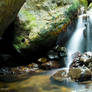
[13,0,80,58]
[88,3,92,9]
[79,0,88,8]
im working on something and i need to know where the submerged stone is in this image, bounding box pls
[40,60,61,70]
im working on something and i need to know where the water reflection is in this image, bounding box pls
[0,74,92,92]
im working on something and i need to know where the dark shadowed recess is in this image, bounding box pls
[0,20,53,67]
[0,17,77,68]
[0,21,25,67]
[88,0,92,5]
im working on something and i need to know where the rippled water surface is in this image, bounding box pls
[0,73,92,92]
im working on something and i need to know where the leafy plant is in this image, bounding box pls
[64,0,80,18]
[19,10,37,30]
[79,0,88,8]
[88,3,92,9]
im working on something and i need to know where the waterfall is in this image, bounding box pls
[66,8,92,69]
[86,9,92,51]
[66,15,85,68]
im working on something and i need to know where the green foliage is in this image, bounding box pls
[64,0,80,18]
[88,3,92,9]
[14,35,30,52]
[19,10,37,30]
[79,0,88,8]
[14,36,25,49]
[14,10,38,51]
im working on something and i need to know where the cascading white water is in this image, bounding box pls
[66,15,85,68]
[86,9,92,51]
[66,8,92,69]
[48,8,92,75]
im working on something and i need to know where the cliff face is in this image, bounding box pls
[0,0,25,37]
[0,0,88,60]
[13,0,80,56]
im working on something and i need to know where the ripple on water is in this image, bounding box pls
[0,74,92,92]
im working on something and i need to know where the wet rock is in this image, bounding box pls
[83,24,87,38]
[80,55,90,64]
[10,66,31,74]
[82,15,88,23]
[0,64,47,82]
[48,50,59,60]
[57,46,66,52]
[70,52,92,69]
[51,69,68,82]
[70,62,80,68]
[70,52,81,68]
[88,63,92,71]
[46,46,67,69]
[27,63,39,69]
[58,58,66,67]
[0,66,39,82]
[57,46,67,57]
[51,67,92,82]
[40,61,61,70]
[38,58,48,63]
[72,52,81,59]
[80,53,92,63]
[85,51,92,57]
[68,68,82,82]
[68,68,92,82]
[52,52,92,83]
[79,52,92,68]
[79,69,92,82]
[47,46,67,60]
[59,52,67,57]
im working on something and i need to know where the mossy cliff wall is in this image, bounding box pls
[13,0,80,56]
[0,0,89,59]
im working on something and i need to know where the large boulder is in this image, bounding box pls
[13,0,80,58]
[51,52,92,83]
[51,69,68,82]
[70,52,92,71]
[0,0,25,37]
[51,68,92,82]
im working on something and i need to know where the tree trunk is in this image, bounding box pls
[0,0,25,37]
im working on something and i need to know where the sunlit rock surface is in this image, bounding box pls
[13,0,80,56]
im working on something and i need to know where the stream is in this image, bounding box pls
[0,8,92,92]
